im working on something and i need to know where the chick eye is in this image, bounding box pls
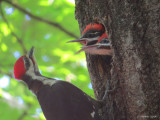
[87,40,97,46]
[101,38,109,44]
[83,30,103,38]
[23,56,30,70]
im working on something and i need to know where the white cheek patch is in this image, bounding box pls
[24,56,57,86]
[91,111,95,118]
[24,56,35,73]
[86,36,100,42]
[42,79,57,86]
[26,70,57,87]
[26,67,34,76]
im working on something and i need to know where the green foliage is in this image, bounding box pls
[0,0,94,119]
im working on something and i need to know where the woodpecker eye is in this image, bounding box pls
[83,30,103,38]
[23,56,30,70]
[87,40,97,46]
[101,38,109,44]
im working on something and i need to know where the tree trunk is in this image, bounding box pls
[75,0,160,120]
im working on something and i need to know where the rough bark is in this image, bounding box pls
[75,0,160,120]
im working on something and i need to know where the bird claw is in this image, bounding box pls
[100,80,119,102]
[102,88,116,101]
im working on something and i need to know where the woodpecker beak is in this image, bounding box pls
[76,43,112,55]
[27,46,34,58]
[26,47,40,74]
[67,38,87,44]
[66,39,82,43]
[75,45,96,54]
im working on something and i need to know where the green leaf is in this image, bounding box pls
[0,0,94,119]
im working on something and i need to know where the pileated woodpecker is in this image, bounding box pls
[67,23,113,55]
[14,47,102,120]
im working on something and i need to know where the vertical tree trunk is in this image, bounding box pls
[75,0,160,120]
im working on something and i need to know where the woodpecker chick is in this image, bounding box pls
[76,35,113,55]
[67,24,105,45]
[14,47,102,120]
[67,23,112,55]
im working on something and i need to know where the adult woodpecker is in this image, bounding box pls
[14,47,102,120]
[67,23,113,55]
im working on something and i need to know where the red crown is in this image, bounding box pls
[82,24,105,34]
[14,56,26,80]
[97,33,108,43]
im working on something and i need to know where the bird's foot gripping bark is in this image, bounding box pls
[98,79,119,104]
[102,85,118,101]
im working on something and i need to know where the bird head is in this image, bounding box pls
[14,47,40,80]
[67,23,105,45]
[76,36,112,56]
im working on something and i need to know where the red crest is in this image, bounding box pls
[14,56,26,80]
[82,24,105,34]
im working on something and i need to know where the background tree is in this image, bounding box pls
[0,0,94,119]
[75,0,160,120]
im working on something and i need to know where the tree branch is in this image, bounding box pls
[2,0,79,39]
[17,111,27,120]
[0,3,27,54]
[17,103,34,120]
[0,70,12,78]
